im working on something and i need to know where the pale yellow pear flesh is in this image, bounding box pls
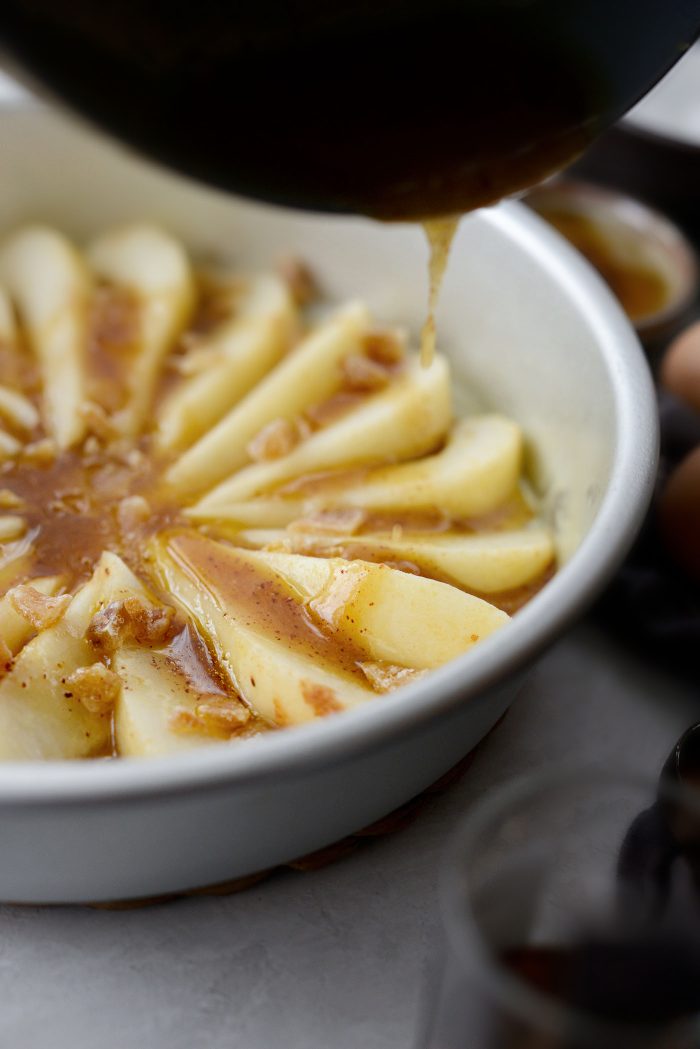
[0,286,17,342]
[114,646,222,758]
[0,576,63,656]
[164,301,371,496]
[234,525,554,594]
[150,531,375,726]
[0,227,90,449]
[189,414,523,526]
[195,354,452,509]
[0,533,35,592]
[334,414,522,518]
[0,384,39,433]
[0,431,22,458]
[87,224,195,435]
[0,552,154,760]
[156,274,296,453]
[250,551,510,669]
[149,532,509,728]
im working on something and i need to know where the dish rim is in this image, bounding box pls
[0,200,658,804]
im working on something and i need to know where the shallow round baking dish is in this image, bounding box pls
[0,105,658,903]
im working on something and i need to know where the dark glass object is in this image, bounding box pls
[423,770,700,1049]
[503,934,700,1028]
[0,2,699,219]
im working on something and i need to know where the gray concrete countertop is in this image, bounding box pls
[0,623,695,1049]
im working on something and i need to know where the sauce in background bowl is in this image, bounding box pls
[526,179,699,351]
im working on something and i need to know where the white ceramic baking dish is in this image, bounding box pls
[0,105,657,903]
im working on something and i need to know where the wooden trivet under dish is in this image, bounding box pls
[91,720,502,910]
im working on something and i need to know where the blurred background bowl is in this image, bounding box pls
[525,178,699,356]
[575,42,700,243]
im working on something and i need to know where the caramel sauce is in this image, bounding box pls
[166,621,230,699]
[420,216,459,367]
[166,530,371,685]
[163,623,271,740]
[537,208,670,321]
[86,284,142,412]
[0,443,182,590]
[0,336,41,403]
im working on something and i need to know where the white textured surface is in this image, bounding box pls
[0,623,694,1049]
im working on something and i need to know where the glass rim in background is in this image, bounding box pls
[424,764,700,1049]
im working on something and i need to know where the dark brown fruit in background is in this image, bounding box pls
[660,446,700,582]
[661,322,700,414]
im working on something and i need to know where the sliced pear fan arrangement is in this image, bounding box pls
[0,224,555,761]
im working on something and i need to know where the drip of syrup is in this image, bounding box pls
[420,216,459,366]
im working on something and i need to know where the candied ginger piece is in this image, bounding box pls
[362,328,405,366]
[277,256,318,306]
[247,418,302,462]
[196,695,251,730]
[87,597,176,652]
[288,507,367,536]
[359,661,427,693]
[65,662,121,715]
[9,584,70,631]
[341,352,391,392]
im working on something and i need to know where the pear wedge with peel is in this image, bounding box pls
[0,227,90,449]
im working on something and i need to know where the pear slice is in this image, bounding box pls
[0,551,154,760]
[0,384,39,434]
[0,576,62,657]
[0,530,34,591]
[164,301,370,497]
[114,646,224,758]
[0,227,90,448]
[156,274,296,453]
[190,414,521,526]
[149,531,375,726]
[322,415,522,518]
[245,550,510,669]
[87,224,194,435]
[150,531,507,726]
[0,431,22,458]
[194,354,452,510]
[235,525,554,594]
[0,286,17,342]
